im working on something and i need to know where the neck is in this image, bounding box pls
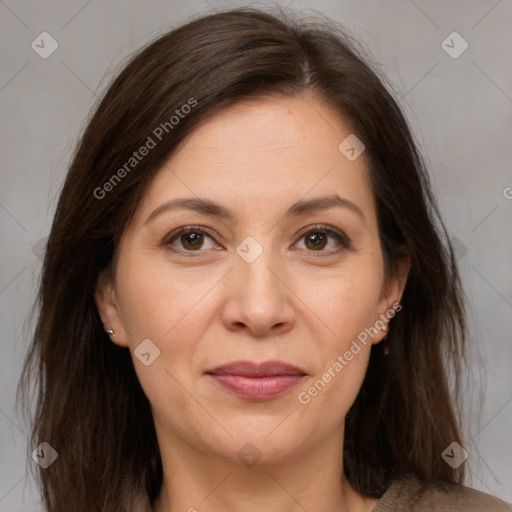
[152,429,376,512]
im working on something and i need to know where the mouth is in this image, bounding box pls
[205,360,307,400]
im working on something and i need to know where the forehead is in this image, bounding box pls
[135,91,375,225]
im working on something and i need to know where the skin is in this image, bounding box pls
[95,91,410,512]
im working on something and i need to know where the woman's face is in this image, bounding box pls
[96,91,408,467]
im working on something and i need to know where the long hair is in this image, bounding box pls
[18,6,468,510]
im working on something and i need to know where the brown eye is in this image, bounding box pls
[179,231,205,250]
[165,227,217,253]
[295,225,351,256]
[304,232,328,251]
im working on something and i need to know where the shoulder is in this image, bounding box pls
[374,474,512,511]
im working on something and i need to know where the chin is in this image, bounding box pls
[219,424,306,464]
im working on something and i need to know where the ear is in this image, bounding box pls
[372,254,411,344]
[94,269,129,347]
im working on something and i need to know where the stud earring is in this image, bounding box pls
[106,329,115,338]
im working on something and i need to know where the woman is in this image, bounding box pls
[18,6,511,511]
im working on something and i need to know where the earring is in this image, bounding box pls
[106,329,116,338]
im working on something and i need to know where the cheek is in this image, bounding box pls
[299,263,384,349]
[114,254,219,400]
[292,263,383,413]
[116,251,218,343]
[116,262,214,430]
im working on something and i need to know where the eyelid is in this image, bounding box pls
[164,223,351,256]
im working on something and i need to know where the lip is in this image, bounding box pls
[205,360,307,400]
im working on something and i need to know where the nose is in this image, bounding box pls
[221,245,296,338]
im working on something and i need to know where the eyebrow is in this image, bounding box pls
[144,194,366,226]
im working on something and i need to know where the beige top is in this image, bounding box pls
[134,474,511,511]
[373,475,511,511]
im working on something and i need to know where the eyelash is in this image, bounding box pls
[163,224,351,258]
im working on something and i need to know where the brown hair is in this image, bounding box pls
[18,6,468,510]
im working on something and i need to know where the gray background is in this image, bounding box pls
[1,0,511,509]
